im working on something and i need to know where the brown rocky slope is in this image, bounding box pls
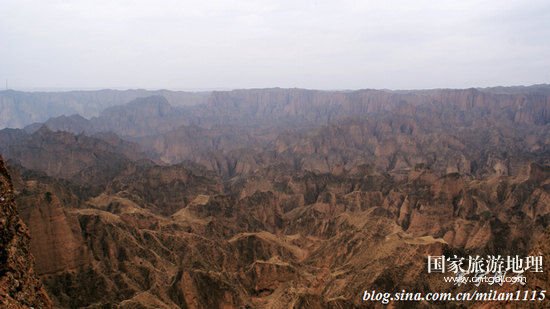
[0,156,51,308]
[6,154,549,308]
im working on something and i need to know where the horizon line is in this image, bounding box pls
[1,83,550,94]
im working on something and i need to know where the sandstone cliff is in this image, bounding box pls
[0,156,51,308]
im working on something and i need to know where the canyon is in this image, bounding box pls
[0,86,548,308]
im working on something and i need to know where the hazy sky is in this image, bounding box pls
[1,0,549,90]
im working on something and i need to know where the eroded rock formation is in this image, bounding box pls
[0,156,51,308]
[0,86,548,308]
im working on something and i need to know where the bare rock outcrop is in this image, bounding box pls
[0,156,51,308]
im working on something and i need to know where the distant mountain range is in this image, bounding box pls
[0,89,210,129]
[2,84,549,130]
[7,86,548,177]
